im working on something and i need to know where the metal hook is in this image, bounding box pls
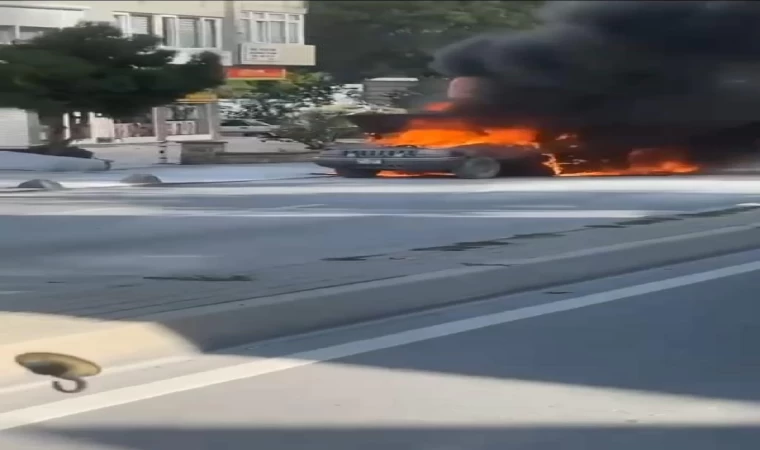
[52,377,87,394]
[15,352,101,394]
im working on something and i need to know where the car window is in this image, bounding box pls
[221,120,246,126]
[247,120,271,127]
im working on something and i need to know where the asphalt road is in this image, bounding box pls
[1,248,760,449]
[1,174,760,281]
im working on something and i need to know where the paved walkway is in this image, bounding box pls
[84,138,310,169]
[0,163,328,189]
[0,136,322,189]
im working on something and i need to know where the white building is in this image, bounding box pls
[0,0,315,146]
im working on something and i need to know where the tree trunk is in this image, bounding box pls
[39,114,71,155]
[67,112,91,142]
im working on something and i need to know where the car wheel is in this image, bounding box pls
[453,157,501,179]
[335,168,380,178]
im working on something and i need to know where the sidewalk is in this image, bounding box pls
[0,137,326,189]
[2,204,760,382]
[83,137,312,170]
[0,163,331,189]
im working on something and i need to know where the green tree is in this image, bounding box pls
[216,80,254,99]
[0,22,224,152]
[231,71,384,149]
[307,0,545,82]
[232,71,339,124]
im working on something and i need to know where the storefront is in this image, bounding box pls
[225,66,287,81]
[166,91,219,141]
[51,92,220,145]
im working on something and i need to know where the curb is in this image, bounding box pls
[0,174,334,194]
[2,207,760,380]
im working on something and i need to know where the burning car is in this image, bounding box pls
[316,77,559,179]
[316,70,760,179]
[315,142,555,179]
[315,76,707,179]
[313,108,703,179]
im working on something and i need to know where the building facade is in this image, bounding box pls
[0,1,315,146]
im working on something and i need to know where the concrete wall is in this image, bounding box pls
[74,1,226,21]
[238,1,307,14]
[0,109,34,147]
[233,0,313,66]
[0,2,87,35]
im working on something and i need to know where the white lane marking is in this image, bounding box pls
[1,260,760,431]
[269,204,325,210]
[7,209,674,219]
[217,209,664,219]
[498,204,579,209]
[7,208,119,216]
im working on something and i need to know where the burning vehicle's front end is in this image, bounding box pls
[315,145,464,177]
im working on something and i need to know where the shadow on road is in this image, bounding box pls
[11,425,760,449]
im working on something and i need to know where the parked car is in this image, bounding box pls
[220,119,279,137]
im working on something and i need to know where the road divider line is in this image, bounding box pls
[269,204,326,210]
[2,259,760,430]
[498,204,579,209]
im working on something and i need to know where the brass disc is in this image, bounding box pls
[15,352,102,378]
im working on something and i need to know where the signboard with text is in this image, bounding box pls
[240,44,281,64]
[225,67,287,81]
[178,91,218,104]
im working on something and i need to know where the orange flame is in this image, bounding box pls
[422,102,455,112]
[559,148,699,177]
[365,103,699,178]
[371,119,539,149]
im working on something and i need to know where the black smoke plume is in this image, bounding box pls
[432,1,760,150]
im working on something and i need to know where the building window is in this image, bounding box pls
[240,18,251,42]
[178,17,200,48]
[253,13,267,43]
[161,16,178,46]
[242,11,303,44]
[287,15,301,44]
[0,26,14,44]
[268,13,286,44]
[130,14,153,36]
[114,13,128,35]
[114,13,219,48]
[18,27,54,42]
[202,18,218,48]
[113,13,154,36]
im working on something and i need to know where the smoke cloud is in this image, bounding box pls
[432,1,760,134]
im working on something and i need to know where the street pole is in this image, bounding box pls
[155,106,169,164]
[158,139,169,164]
